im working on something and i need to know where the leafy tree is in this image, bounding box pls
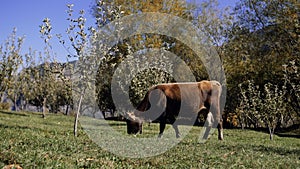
[19,49,38,110]
[19,51,73,115]
[223,0,299,117]
[37,18,62,117]
[237,77,289,140]
[262,82,286,140]
[0,28,24,110]
[237,80,264,129]
[54,62,74,115]
[92,0,230,116]
[236,59,299,140]
[23,56,57,117]
[283,60,300,116]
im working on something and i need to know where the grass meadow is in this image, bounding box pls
[0,110,299,168]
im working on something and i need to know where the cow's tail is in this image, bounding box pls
[211,80,222,99]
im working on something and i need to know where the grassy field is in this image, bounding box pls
[0,110,299,168]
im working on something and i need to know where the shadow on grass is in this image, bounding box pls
[276,124,300,139]
[93,122,127,127]
[276,133,300,138]
[0,123,44,133]
[232,125,300,139]
[253,144,300,156]
[0,110,28,116]
[222,142,300,157]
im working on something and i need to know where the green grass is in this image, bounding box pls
[0,110,299,168]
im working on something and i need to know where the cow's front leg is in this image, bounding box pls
[172,124,181,138]
[158,122,166,138]
[139,122,143,134]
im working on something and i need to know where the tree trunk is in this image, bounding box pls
[101,110,106,119]
[65,105,69,115]
[74,93,83,137]
[1,93,5,103]
[268,127,273,140]
[13,96,18,112]
[42,97,47,118]
[276,114,283,129]
[268,126,276,140]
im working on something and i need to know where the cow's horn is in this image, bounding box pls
[126,112,136,121]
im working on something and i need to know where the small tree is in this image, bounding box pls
[262,83,286,140]
[238,80,263,129]
[59,4,100,136]
[0,28,24,110]
[237,73,289,140]
[38,18,60,118]
[19,49,37,110]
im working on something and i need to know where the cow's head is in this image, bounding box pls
[126,112,143,135]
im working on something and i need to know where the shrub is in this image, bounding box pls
[0,102,11,110]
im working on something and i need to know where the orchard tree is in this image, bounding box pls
[59,4,101,136]
[23,54,57,117]
[38,18,62,117]
[36,4,100,135]
[262,82,286,140]
[19,49,38,110]
[237,81,264,129]
[20,50,72,114]
[237,77,289,140]
[0,29,24,110]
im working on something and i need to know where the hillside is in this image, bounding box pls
[0,111,299,168]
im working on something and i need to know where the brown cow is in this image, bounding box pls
[126,80,223,140]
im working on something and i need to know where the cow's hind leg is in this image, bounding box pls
[210,97,223,140]
[212,108,223,140]
[172,124,180,138]
[158,122,166,138]
[202,112,213,140]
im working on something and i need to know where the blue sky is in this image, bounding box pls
[0,0,95,62]
[0,0,238,62]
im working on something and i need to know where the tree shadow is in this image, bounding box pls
[276,124,300,139]
[234,126,300,139]
[221,143,300,157]
[1,123,28,130]
[0,110,28,116]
